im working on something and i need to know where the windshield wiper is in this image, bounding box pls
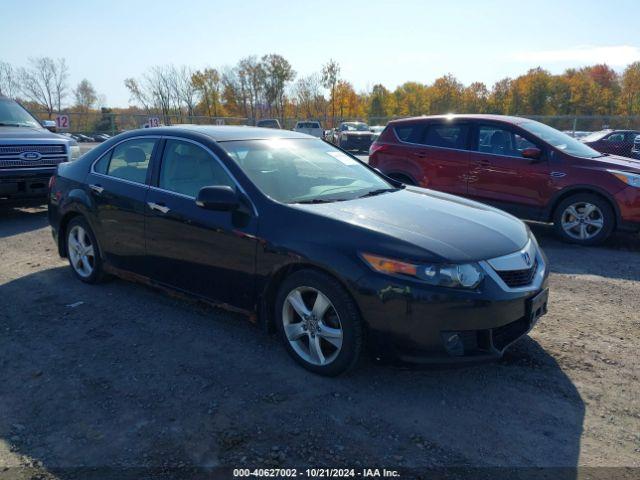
[357,188,400,198]
[293,198,351,204]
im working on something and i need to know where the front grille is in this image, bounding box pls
[0,144,66,155]
[491,317,529,351]
[0,143,68,168]
[496,260,538,288]
[0,157,67,168]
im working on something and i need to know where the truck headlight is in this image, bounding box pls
[608,169,640,188]
[69,142,80,160]
[361,253,484,289]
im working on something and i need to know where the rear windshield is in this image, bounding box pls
[297,122,321,128]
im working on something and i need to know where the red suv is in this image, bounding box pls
[369,115,640,245]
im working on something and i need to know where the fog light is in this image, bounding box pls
[442,332,464,356]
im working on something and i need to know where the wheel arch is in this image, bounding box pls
[545,185,621,226]
[384,171,418,185]
[258,261,364,334]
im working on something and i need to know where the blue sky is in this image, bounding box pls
[1,0,638,107]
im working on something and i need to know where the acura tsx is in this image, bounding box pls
[48,126,549,376]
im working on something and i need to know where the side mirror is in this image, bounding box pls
[42,120,57,132]
[522,147,542,161]
[195,185,239,211]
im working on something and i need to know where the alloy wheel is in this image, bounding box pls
[282,286,343,366]
[68,225,96,278]
[560,202,605,241]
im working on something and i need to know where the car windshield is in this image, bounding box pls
[220,138,395,203]
[297,122,320,128]
[0,99,42,128]
[581,130,611,142]
[342,123,370,131]
[370,126,384,133]
[519,121,603,158]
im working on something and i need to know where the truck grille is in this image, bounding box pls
[0,144,67,168]
[496,260,538,288]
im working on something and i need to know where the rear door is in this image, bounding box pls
[467,123,553,218]
[144,137,258,310]
[409,122,471,195]
[86,136,159,273]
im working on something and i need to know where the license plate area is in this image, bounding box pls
[527,288,548,325]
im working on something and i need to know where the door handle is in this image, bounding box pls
[89,184,104,194]
[147,201,170,214]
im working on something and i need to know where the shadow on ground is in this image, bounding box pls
[0,265,584,478]
[0,201,48,240]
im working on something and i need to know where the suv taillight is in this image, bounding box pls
[369,142,388,157]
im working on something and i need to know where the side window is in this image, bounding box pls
[605,133,625,143]
[477,125,536,158]
[420,124,469,149]
[105,138,156,184]
[159,139,234,198]
[394,124,424,143]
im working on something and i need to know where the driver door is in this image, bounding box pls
[144,138,258,310]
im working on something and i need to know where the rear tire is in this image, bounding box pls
[66,216,107,283]
[275,270,363,376]
[552,193,615,246]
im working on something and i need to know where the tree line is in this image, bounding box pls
[1,56,640,130]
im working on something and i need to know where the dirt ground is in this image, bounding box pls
[0,202,638,478]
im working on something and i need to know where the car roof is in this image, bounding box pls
[124,125,314,142]
[388,114,533,125]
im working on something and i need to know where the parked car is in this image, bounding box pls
[631,134,640,159]
[0,95,80,200]
[332,122,373,152]
[370,125,385,141]
[369,114,640,245]
[580,129,640,157]
[256,119,281,129]
[48,125,548,375]
[92,134,111,142]
[294,121,323,138]
[563,130,591,139]
[75,134,94,143]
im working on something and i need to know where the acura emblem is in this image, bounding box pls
[522,251,532,267]
[19,151,42,161]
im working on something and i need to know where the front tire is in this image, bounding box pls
[66,216,106,283]
[275,270,363,376]
[552,194,615,245]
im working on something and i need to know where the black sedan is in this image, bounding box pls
[48,126,549,376]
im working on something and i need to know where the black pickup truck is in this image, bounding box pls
[0,95,79,200]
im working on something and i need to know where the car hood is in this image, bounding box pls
[581,154,640,172]
[0,126,69,141]
[294,187,530,262]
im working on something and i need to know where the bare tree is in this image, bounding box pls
[293,73,324,119]
[322,59,340,127]
[238,56,266,123]
[0,61,19,99]
[18,57,69,117]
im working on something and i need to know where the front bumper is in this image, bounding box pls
[0,167,56,199]
[352,242,550,364]
[340,136,373,151]
[614,185,640,229]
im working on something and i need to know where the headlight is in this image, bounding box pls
[69,142,80,160]
[608,169,640,188]
[361,253,484,289]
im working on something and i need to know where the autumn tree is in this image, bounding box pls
[321,60,340,127]
[192,68,223,117]
[74,79,98,112]
[262,54,295,124]
[620,62,640,115]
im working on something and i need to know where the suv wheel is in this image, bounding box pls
[66,217,106,283]
[553,194,614,245]
[275,270,363,376]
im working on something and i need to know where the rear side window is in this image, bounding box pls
[420,124,469,149]
[95,138,156,184]
[393,124,423,143]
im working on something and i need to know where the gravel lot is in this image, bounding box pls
[0,201,638,478]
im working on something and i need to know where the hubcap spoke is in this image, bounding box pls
[317,323,342,348]
[566,205,579,219]
[287,290,310,319]
[582,204,596,216]
[68,226,94,278]
[312,292,331,319]
[308,335,326,365]
[284,322,306,341]
[579,223,588,239]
